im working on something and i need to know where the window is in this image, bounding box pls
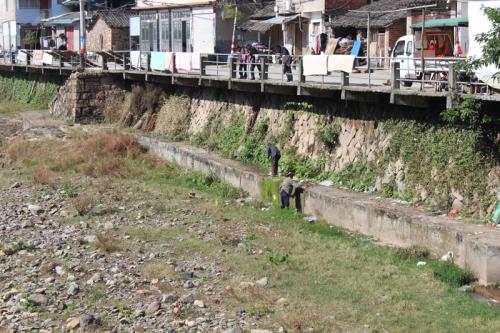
[406,41,413,56]
[18,0,39,9]
[171,9,191,52]
[159,10,170,52]
[140,11,158,52]
[393,41,405,57]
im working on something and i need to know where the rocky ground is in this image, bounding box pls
[1,113,500,333]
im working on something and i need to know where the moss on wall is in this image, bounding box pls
[0,72,61,109]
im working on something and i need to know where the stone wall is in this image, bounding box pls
[49,72,126,123]
[48,73,500,217]
[87,18,129,52]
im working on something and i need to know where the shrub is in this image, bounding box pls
[32,167,57,188]
[73,194,94,216]
[432,262,476,287]
[395,245,430,259]
[316,123,341,151]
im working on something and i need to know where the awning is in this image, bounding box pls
[240,14,300,33]
[411,16,468,29]
[41,12,86,25]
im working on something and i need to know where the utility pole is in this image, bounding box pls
[230,1,238,54]
[79,0,86,67]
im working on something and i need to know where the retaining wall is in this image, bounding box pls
[138,136,500,285]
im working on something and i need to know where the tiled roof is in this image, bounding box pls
[89,10,135,29]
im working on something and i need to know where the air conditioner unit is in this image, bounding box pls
[284,0,293,12]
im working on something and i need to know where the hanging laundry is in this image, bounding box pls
[130,51,141,69]
[31,50,44,66]
[325,38,339,55]
[165,52,174,72]
[302,55,328,76]
[320,33,328,53]
[191,53,201,70]
[42,52,53,66]
[327,55,356,73]
[175,52,192,73]
[150,52,166,71]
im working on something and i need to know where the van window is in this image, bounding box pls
[406,41,413,56]
[393,41,405,56]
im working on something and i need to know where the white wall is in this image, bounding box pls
[468,0,500,86]
[192,6,215,53]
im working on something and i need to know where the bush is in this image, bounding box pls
[316,123,341,151]
[73,194,94,216]
[395,245,430,259]
[432,262,476,287]
[32,167,57,188]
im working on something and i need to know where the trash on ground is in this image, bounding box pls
[304,216,317,223]
[440,251,454,262]
[416,261,426,267]
[319,180,333,187]
[448,209,459,216]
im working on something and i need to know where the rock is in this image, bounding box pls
[180,271,194,280]
[458,285,473,293]
[184,280,195,288]
[276,297,288,307]
[256,277,268,287]
[10,182,21,188]
[28,204,44,215]
[223,327,243,333]
[2,289,18,302]
[66,317,80,330]
[80,313,101,328]
[86,273,102,285]
[103,221,114,230]
[146,301,161,314]
[250,330,273,333]
[134,304,145,317]
[83,235,97,243]
[193,300,205,308]
[239,281,255,289]
[181,293,196,304]
[28,293,48,306]
[67,282,80,296]
[55,266,65,275]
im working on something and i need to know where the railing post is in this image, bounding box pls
[297,57,305,95]
[171,53,176,84]
[340,71,349,100]
[10,51,14,71]
[447,62,458,109]
[199,53,206,86]
[260,57,267,93]
[228,55,236,90]
[391,62,400,90]
[59,54,62,75]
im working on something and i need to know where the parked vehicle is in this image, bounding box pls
[391,33,455,87]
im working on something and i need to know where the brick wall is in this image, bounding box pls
[111,28,129,51]
[87,18,113,52]
[385,19,407,56]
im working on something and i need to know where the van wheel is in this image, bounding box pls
[402,81,413,87]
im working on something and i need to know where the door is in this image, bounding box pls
[392,38,410,79]
[65,26,74,51]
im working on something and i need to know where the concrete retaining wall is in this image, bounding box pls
[138,136,500,285]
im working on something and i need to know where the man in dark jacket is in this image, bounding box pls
[275,45,293,82]
[267,144,281,176]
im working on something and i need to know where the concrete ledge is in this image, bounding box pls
[138,136,500,285]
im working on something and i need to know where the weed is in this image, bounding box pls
[73,194,94,216]
[96,233,122,253]
[266,251,289,265]
[432,262,476,287]
[32,167,57,188]
[315,123,341,151]
[394,245,430,259]
[330,161,375,192]
[61,181,78,198]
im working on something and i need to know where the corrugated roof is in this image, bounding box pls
[411,16,468,28]
[240,14,300,33]
[42,12,84,25]
[89,10,135,29]
[329,0,446,29]
[133,0,216,10]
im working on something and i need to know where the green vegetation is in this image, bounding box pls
[0,73,60,110]
[4,128,500,332]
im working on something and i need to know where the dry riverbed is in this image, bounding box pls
[0,115,500,333]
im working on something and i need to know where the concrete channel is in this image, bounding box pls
[138,136,500,286]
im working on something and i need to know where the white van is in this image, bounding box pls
[391,33,454,86]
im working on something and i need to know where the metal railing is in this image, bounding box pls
[0,49,491,96]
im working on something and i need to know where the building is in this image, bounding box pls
[133,0,234,53]
[41,11,82,51]
[0,0,70,50]
[275,0,369,55]
[87,10,134,52]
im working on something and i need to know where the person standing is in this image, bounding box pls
[279,172,295,209]
[275,45,293,82]
[239,44,249,79]
[453,40,463,57]
[267,143,281,176]
[249,43,261,80]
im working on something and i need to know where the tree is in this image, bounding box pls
[465,6,500,78]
